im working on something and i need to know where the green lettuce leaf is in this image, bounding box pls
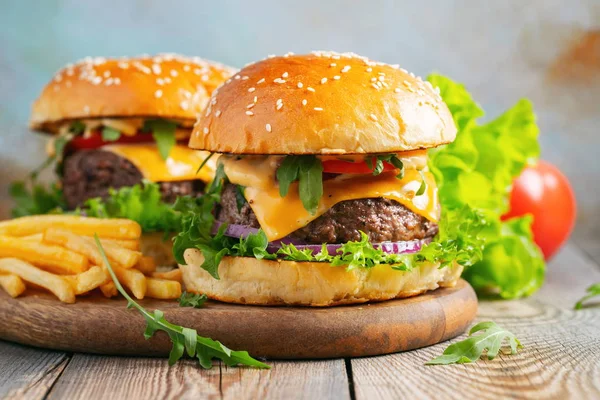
[83,181,196,233]
[427,74,545,298]
[9,181,66,217]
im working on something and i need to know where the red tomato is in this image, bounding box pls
[69,131,154,150]
[502,160,576,260]
[322,159,396,174]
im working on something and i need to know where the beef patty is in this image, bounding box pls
[61,149,205,209]
[217,183,438,244]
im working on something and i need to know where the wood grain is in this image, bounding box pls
[0,341,69,400]
[46,356,350,400]
[0,279,477,359]
[350,244,600,400]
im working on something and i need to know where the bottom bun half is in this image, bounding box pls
[180,248,463,306]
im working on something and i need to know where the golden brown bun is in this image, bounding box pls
[189,51,456,154]
[180,249,462,306]
[30,54,236,133]
[140,232,176,267]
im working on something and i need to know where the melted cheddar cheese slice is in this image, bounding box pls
[221,156,439,242]
[103,144,215,183]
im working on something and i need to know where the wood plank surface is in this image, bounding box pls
[46,357,350,400]
[0,341,69,400]
[350,244,600,400]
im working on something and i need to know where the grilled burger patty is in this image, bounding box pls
[218,183,438,244]
[61,149,205,208]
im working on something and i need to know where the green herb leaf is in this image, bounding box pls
[69,121,85,134]
[575,283,600,310]
[145,119,177,160]
[9,181,66,217]
[179,292,208,308]
[101,127,122,142]
[234,185,246,212]
[196,153,215,175]
[426,321,522,365]
[416,170,427,196]
[276,156,300,197]
[297,156,323,215]
[94,235,269,370]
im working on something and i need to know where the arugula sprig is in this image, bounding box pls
[101,126,121,142]
[144,119,177,160]
[426,321,522,365]
[276,155,323,214]
[179,292,208,308]
[365,154,405,178]
[574,283,600,310]
[94,235,269,369]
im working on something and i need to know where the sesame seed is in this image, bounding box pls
[155,89,163,98]
[105,78,114,86]
[297,82,303,88]
[257,78,265,84]
[378,72,385,76]
[201,75,209,82]
[180,100,189,110]
[164,77,172,84]
[320,77,327,84]
[366,67,373,72]
[371,77,377,82]
[276,98,283,104]
[307,87,315,92]
[156,78,164,85]
[370,113,378,121]
[253,96,258,103]
[215,110,222,117]
[92,76,102,85]
[266,123,272,132]
[371,83,380,90]
[314,107,323,111]
[183,65,191,72]
[203,127,209,134]
[276,103,283,110]
[274,78,286,84]
[152,64,162,75]
[247,103,255,109]
[378,76,385,81]
[330,63,337,67]
[282,72,289,78]
[333,75,340,80]
[234,75,241,80]
[302,99,307,106]
[194,68,202,75]
[248,87,256,92]
[341,65,351,73]
[241,76,249,80]
[118,62,129,69]
[114,78,121,85]
[103,71,111,78]
[394,88,402,93]
[83,105,90,114]
[246,111,254,116]
[65,80,72,88]
[170,69,178,77]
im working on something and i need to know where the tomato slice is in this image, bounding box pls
[68,131,155,150]
[321,158,396,174]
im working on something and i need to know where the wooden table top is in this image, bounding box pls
[1,242,599,400]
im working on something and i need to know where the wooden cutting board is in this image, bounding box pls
[0,279,477,359]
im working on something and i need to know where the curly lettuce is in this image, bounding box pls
[427,74,545,298]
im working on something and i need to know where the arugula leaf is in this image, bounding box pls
[179,292,208,308]
[234,185,246,212]
[426,321,522,365]
[428,74,545,299]
[575,283,600,310]
[9,181,66,217]
[416,170,427,196]
[196,153,215,175]
[70,120,86,134]
[83,181,189,233]
[101,127,121,142]
[276,156,300,197]
[297,156,323,214]
[145,119,177,160]
[95,235,269,370]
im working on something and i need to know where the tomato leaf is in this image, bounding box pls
[276,156,300,197]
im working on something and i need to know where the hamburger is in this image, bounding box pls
[27,54,235,264]
[175,51,458,306]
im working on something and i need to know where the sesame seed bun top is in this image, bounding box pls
[189,51,457,155]
[30,54,236,133]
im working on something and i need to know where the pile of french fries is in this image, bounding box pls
[0,215,183,303]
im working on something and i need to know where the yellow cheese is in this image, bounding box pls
[103,144,215,183]
[221,152,440,242]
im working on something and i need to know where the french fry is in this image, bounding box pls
[100,281,118,298]
[0,215,141,239]
[0,236,88,274]
[113,265,146,299]
[151,269,182,283]
[80,237,141,269]
[134,256,157,275]
[146,277,182,300]
[0,258,75,303]
[21,233,43,242]
[0,273,26,298]
[63,266,110,295]
[91,238,140,251]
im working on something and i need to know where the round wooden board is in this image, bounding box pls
[0,279,477,359]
